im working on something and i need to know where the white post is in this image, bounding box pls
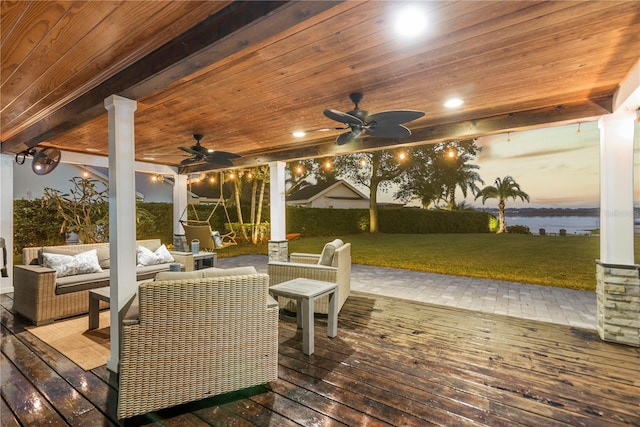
[268,161,288,261]
[104,95,137,372]
[0,154,14,293]
[598,111,636,265]
[173,173,188,251]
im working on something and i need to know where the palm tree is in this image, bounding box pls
[476,176,530,233]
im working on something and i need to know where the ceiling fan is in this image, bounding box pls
[178,134,240,167]
[322,92,425,145]
[15,147,62,175]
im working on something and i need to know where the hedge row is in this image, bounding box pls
[12,200,493,254]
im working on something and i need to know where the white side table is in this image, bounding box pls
[269,278,338,355]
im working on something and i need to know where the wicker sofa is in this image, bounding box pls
[117,267,278,419]
[13,239,193,325]
[268,240,351,314]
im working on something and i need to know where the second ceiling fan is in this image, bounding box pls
[178,134,240,167]
[322,92,425,145]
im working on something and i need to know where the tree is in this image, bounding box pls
[333,149,409,233]
[285,158,337,195]
[475,176,530,233]
[42,177,109,243]
[395,140,483,210]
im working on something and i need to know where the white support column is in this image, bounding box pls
[104,95,138,372]
[596,109,639,347]
[173,173,188,251]
[598,111,636,265]
[269,161,288,261]
[0,154,14,293]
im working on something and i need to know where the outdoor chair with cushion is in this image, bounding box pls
[267,239,351,314]
[117,268,278,419]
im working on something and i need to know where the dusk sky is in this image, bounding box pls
[376,120,640,209]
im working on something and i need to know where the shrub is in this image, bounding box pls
[506,224,531,234]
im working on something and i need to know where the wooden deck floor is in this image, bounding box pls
[2,291,639,426]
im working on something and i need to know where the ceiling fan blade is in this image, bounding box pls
[335,128,363,146]
[367,110,425,126]
[366,124,411,138]
[180,157,201,165]
[179,146,201,156]
[324,109,363,126]
[206,150,241,159]
[205,157,234,167]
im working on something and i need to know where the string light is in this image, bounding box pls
[398,151,407,161]
[209,175,216,184]
[447,148,457,158]
[246,171,253,179]
[295,165,304,175]
[359,157,368,167]
[82,166,90,178]
[228,171,235,180]
[576,122,582,134]
[323,160,333,170]
[507,132,511,143]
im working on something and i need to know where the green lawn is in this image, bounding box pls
[221,233,640,291]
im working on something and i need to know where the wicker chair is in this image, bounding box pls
[268,241,351,314]
[117,272,278,419]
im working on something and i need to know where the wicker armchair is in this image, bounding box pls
[117,272,278,419]
[268,241,351,314]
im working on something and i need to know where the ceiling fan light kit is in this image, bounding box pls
[322,92,424,145]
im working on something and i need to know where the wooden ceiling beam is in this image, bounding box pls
[180,96,611,173]
[1,1,343,154]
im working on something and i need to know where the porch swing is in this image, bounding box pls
[180,178,237,251]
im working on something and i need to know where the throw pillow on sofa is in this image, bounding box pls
[42,249,103,278]
[137,244,174,266]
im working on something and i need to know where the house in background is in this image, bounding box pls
[286,180,403,209]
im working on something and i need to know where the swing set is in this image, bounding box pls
[180,181,237,251]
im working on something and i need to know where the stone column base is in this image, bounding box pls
[268,240,288,262]
[596,261,640,347]
[173,234,188,252]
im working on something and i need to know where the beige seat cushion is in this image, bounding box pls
[155,270,203,281]
[200,266,257,278]
[318,239,344,266]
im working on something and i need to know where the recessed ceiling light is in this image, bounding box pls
[86,147,100,152]
[444,98,464,108]
[394,6,427,39]
[292,131,306,138]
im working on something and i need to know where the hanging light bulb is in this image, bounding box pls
[246,171,253,179]
[295,164,304,175]
[359,157,368,167]
[507,132,511,143]
[209,175,216,184]
[324,160,333,170]
[576,122,582,134]
[228,171,235,180]
[82,166,90,178]
[398,151,407,161]
[447,148,457,158]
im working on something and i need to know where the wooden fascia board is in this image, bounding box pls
[182,96,612,173]
[1,1,343,154]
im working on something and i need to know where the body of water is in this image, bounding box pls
[504,216,600,235]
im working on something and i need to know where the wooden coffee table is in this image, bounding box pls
[88,286,110,330]
[269,278,338,355]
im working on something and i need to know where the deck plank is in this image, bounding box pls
[1,290,639,426]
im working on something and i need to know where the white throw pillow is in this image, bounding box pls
[42,249,103,277]
[154,244,175,263]
[137,244,174,266]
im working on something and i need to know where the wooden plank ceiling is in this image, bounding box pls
[1,1,639,174]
